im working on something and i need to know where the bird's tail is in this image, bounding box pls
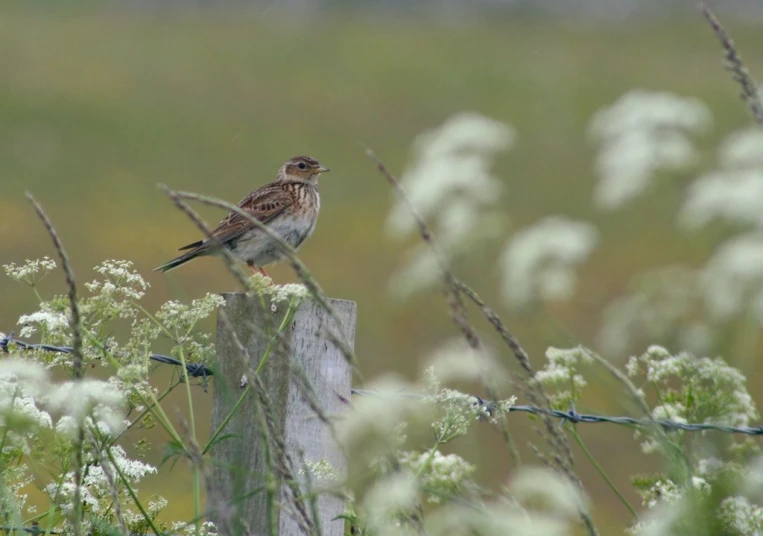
[154,249,204,273]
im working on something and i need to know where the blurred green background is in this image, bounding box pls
[2,5,762,533]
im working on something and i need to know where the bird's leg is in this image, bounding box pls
[246,261,272,283]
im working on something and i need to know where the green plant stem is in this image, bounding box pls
[172,342,200,535]
[569,425,638,520]
[81,327,185,446]
[255,296,300,377]
[111,379,182,445]
[203,384,250,455]
[106,446,162,536]
[414,442,441,479]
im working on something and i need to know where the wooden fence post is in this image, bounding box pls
[208,293,356,536]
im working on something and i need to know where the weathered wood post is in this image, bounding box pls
[209,293,356,536]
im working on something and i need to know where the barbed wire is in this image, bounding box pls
[350,388,763,436]
[0,333,213,391]
[3,333,763,437]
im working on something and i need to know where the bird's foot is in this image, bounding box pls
[247,262,274,286]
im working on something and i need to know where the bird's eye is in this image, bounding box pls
[297,162,307,170]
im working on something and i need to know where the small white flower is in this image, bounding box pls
[589,90,710,210]
[364,472,419,531]
[509,467,588,518]
[48,379,125,433]
[171,521,218,536]
[400,450,475,504]
[535,347,593,406]
[680,169,763,229]
[386,112,515,297]
[17,310,69,339]
[500,216,598,309]
[423,339,507,389]
[301,459,339,483]
[717,496,763,536]
[337,375,428,454]
[701,232,763,322]
[589,90,712,143]
[596,267,705,357]
[719,127,763,169]
[3,257,57,285]
[387,112,515,238]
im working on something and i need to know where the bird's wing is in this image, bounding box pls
[177,184,295,252]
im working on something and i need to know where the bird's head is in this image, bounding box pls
[277,155,330,184]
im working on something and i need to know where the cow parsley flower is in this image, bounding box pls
[0,361,53,454]
[535,347,593,407]
[386,112,515,297]
[48,379,125,434]
[719,127,763,169]
[17,309,69,339]
[597,267,710,357]
[627,346,757,455]
[681,169,763,230]
[364,472,419,532]
[717,496,763,536]
[172,521,218,536]
[3,257,56,286]
[400,450,476,504]
[589,90,710,209]
[700,232,763,322]
[500,216,598,309]
[47,445,156,514]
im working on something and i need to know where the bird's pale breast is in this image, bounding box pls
[231,189,319,267]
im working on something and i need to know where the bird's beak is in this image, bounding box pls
[316,165,330,173]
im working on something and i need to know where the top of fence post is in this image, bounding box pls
[208,293,356,536]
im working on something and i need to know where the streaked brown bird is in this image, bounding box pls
[155,155,329,276]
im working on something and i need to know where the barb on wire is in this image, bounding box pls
[0,333,214,390]
[4,333,763,437]
[349,389,763,437]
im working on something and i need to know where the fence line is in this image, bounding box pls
[2,333,763,437]
[0,332,213,389]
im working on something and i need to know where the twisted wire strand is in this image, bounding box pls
[3,334,763,436]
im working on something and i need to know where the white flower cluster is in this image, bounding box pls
[363,472,419,533]
[597,267,710,357]
[171,521,218,536]
[337,376,427,458]
[423,338,508,391]
[3,257,57,286]
[535,346,593,407]
[589,90,711,209]
[500,216,598,310]
[83,260,150,321]
[627,346,758,454]
[701,232,763,323]
[630,457,763,536]
[247,272,310,302]
[681,127,763,230]
[17,308,69,339]
[47,444,157,514]
[49,378,126,435]
[302,459,339,483]
[717,496,763,536]
[386,112,515,297]
[0,359,53,454]
[400,450,475,504]
[122,496,167,527]
[156,294,225,333]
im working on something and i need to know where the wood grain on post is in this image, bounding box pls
[209,293,356,536]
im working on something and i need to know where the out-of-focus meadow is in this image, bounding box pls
[2,5,762,533]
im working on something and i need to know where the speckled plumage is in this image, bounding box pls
[155,155,328,274]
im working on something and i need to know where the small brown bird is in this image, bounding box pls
[155,155,329,276]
